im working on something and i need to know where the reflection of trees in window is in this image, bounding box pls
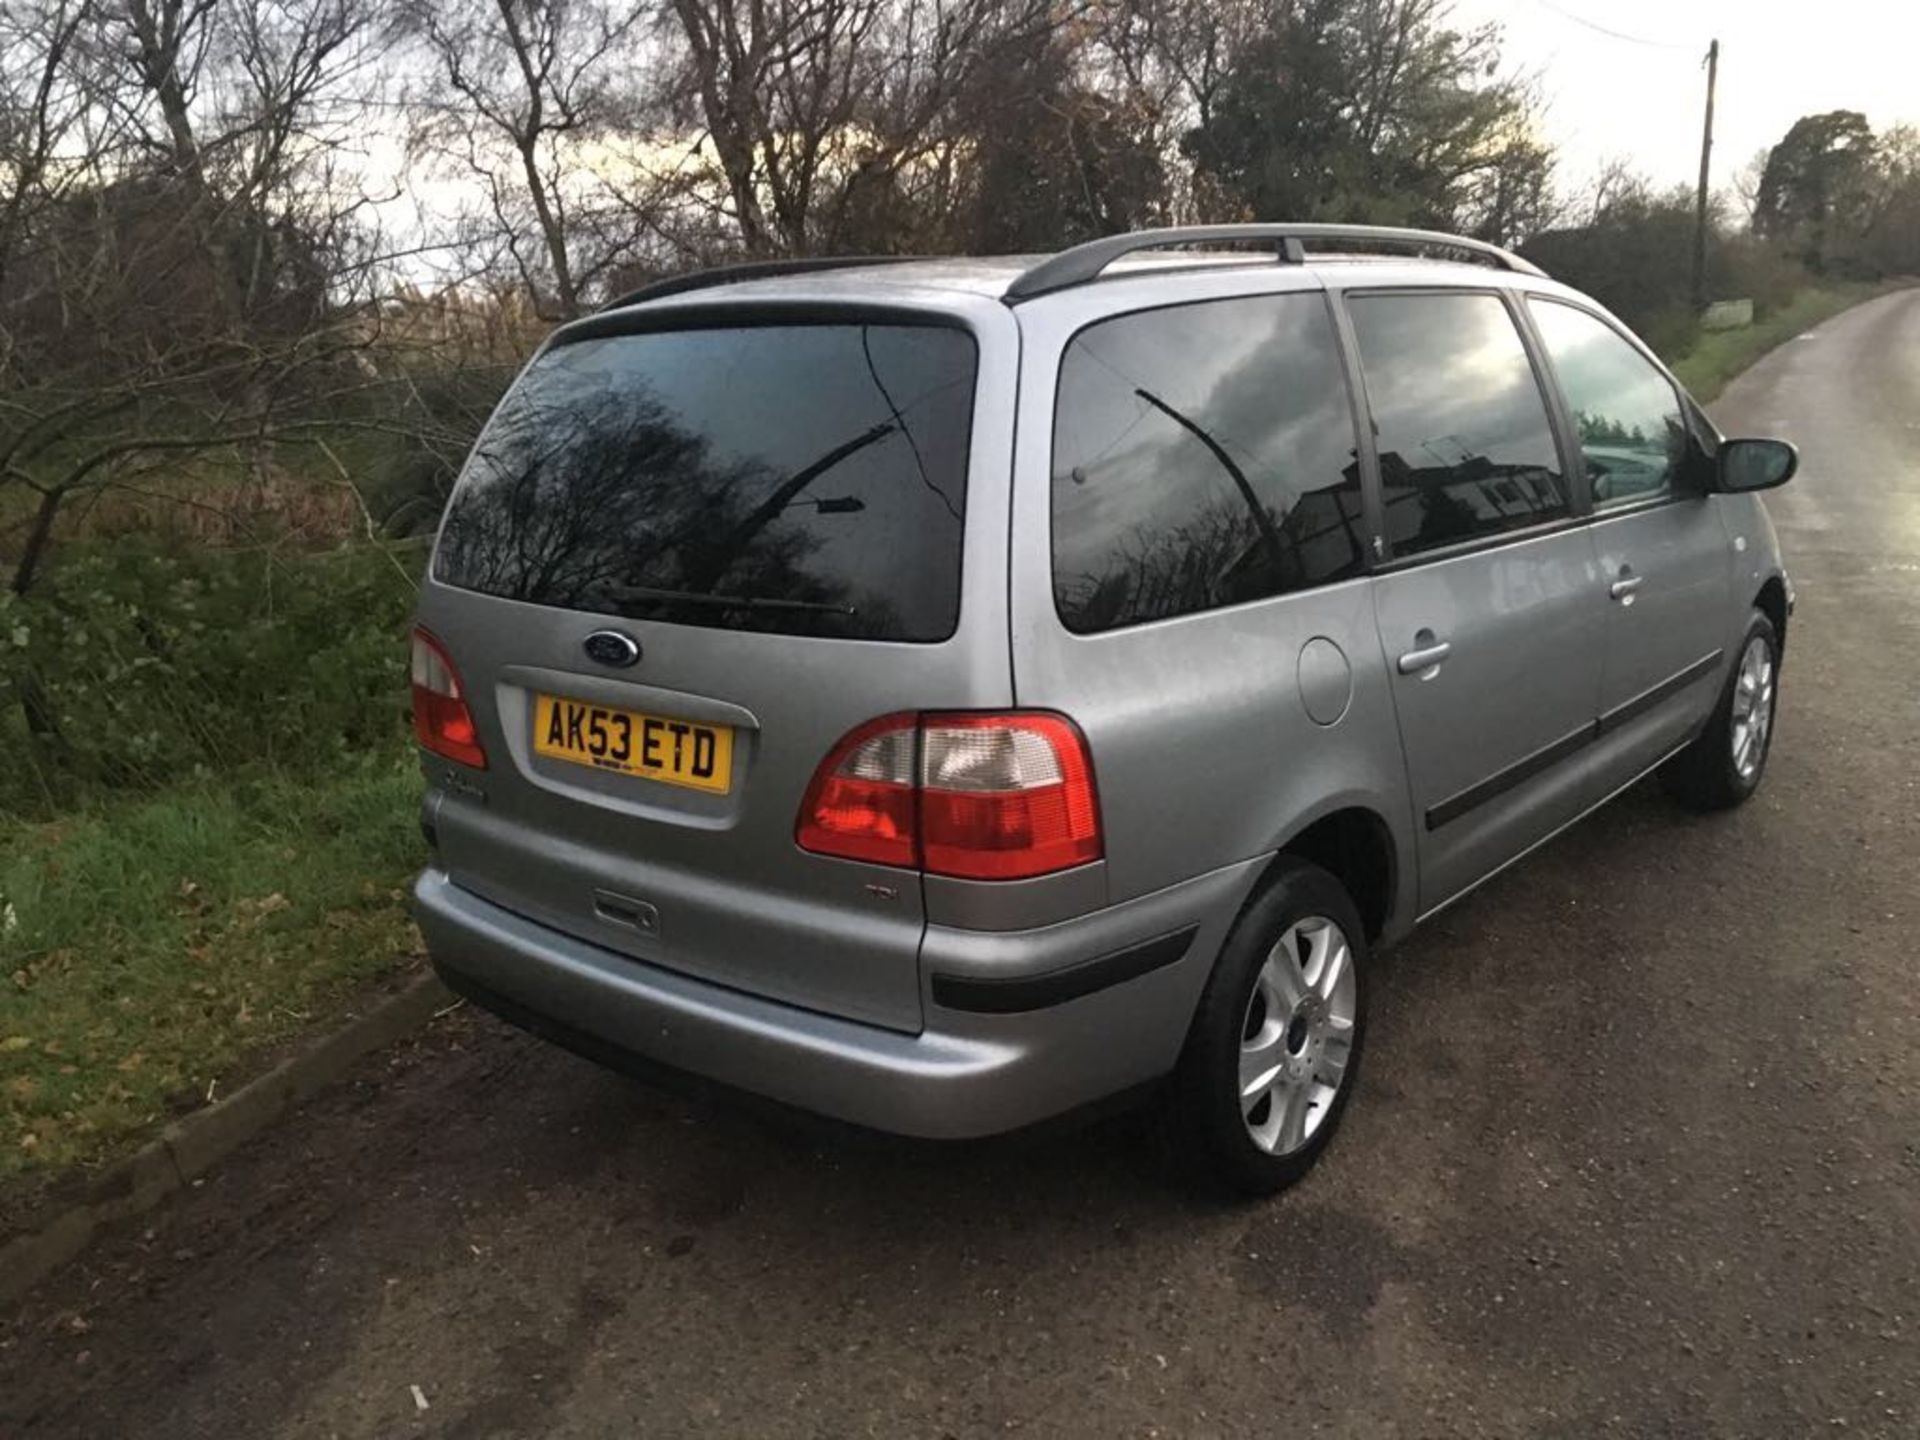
[436,374,905,637]
[1049,296,1365,633]
[1590,410,1684,458]
[1572,409,1686,502]
[1576,411,1655,450]
[432,322,977,641]
[1056,481,1365,632]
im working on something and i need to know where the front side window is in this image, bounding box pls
[1529,298,1686,508]
[1051,294,1364,633]
[1347,292,1568,560]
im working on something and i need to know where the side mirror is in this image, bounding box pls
[1717,437,1798,493]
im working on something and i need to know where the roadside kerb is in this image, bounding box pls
[1,970,452,1308]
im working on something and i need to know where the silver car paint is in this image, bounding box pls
[415,254,1789,1138]
[416,853,1261,1138]
[1369,525,1606,913]
[416,287,1023,1036]
[1004,268,1418,929]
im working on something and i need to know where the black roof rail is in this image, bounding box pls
[1003,223,1545,302]
[600,256,926,311]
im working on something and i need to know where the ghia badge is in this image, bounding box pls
[582,629,642,668]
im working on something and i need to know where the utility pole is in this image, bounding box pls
[1692,38,1720,310]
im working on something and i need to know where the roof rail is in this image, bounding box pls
[600,256,925,311]
[1003,224,1545,302]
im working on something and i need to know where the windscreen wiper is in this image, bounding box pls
[610,584,856,617]
[676,421,896,593]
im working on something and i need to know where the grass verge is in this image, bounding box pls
[0,756,422,1185]
[1669,281,1908,401]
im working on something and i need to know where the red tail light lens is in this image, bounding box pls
[410,627,487,769]
[797,712,1101,880]
[794,714,919,868]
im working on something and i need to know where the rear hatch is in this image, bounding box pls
[415,300,1014,1032]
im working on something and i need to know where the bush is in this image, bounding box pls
[1714,235,1812,319]
[1520,190,1821,361]
[353,362,515,537]
[1521,191,1698,345]
[0,539,424,815]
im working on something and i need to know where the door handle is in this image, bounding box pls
[1609,573,1644,603]
[1397,634,1452,675]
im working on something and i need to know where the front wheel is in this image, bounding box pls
[1170,859,1369,1197]
[1660,611,1780,811]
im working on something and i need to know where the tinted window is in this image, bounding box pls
[1051,294,1364,633]
[1348,293,1568,559]
[434,324,975,641]
[1530,299,1685,507]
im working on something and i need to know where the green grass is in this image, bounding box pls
[0,756,423,1181]
[1669,281,1907,401]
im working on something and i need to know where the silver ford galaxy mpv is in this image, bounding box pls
[411,225,1797,1193]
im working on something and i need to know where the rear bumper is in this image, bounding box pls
[413,857,1262,1139]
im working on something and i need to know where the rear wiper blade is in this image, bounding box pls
[609,584,857,617]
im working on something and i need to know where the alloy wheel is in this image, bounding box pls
[1730,634,1776,781]
[1237,916,1358,1156]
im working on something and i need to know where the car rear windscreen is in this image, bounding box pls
[433,322,976,641]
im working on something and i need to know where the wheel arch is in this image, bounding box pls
[1258,805,1402,944]
[1754,574,1789,652]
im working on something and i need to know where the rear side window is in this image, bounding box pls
[434,323,975,641]
[1347,293,1568,559]
[1051,294,1365,633]
[1528,298,1686,508]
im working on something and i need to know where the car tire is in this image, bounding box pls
[1169,858,1369,1198]
[1660,610,1780,812]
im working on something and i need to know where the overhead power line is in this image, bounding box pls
[1526,0,1696,51]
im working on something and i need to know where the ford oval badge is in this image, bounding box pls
[583,630,642,668]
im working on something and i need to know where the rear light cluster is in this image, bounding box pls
[798,713,1101,881]
[410,628,487,769]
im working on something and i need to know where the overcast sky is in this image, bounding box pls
[1454,0,1919,200]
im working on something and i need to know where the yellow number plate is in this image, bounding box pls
[532,694,733,794]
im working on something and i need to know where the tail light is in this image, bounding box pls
[797,712,1101,880]
[795,714,920,868]
[410,627,487,769]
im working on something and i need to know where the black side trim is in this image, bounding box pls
[1425,649,1725,831]
[931,926,1199,1015]
[1597,648,1723,737]
[1426,722,1594,832]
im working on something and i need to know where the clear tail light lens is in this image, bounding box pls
[918,714,1101,879]
[797,712,1101,880]
[410,628,487,769]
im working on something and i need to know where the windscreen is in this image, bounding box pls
[433,322,976,641]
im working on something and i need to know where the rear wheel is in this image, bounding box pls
[1660,611,1779,811]
[1171,859,1368,1197]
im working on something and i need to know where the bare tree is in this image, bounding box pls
[401,0,685,318]
[0,0,96,299]
[1,0,388,601]
[1727,147,1769,230]
[660,0,1064,255]
[1086,0,1259,220]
